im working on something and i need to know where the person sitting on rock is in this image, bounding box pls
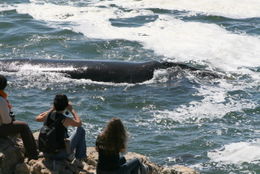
[0,75,38,160]
[96,117,151,174]
[35,94,86,162]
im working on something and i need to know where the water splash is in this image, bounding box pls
[208,139,260,164]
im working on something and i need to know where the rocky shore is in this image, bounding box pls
[0,133,199,174]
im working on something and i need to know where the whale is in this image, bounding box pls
[0,58,219,83]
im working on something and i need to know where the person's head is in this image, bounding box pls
[100,117,128,152]
[54,94,69,112]
[0,75,7,90]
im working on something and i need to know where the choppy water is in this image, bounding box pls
[1,0,260,173]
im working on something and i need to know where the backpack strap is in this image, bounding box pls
[44,112,63,127]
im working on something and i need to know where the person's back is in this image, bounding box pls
[96,118,150,174]
[96,134,123,171]
[48,112,68,145]
[38,111,68,153]
[36,94,87,161]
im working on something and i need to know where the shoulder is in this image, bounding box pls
[96,134,101,141]
[96,134,105,145]
[96,134,103,140]
[0,97,7,106]
[0,96,5,102]
[51,112,67,120]
[47,112,67,125]
[58,113,67,120]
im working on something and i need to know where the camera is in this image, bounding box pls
[9,111,15,121]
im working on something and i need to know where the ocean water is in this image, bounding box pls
[0,0,260,173]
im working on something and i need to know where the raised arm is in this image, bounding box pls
[35,108,54,122]
[63,103,82,127]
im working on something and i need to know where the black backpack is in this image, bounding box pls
[38,112,65,153]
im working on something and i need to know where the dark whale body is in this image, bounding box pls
[0,58,218,83]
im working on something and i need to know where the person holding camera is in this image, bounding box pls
[0,75,38,160]
[35,94,86,161]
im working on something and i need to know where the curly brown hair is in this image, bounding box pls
[97,118,128,153]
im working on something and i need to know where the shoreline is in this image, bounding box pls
[0,133,199,174]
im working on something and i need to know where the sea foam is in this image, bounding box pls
[96,0,260,19]
[208,139,260,164]
[1,1,258,74]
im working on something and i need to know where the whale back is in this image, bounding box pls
[0,59,162,83]
[0,58,220,83]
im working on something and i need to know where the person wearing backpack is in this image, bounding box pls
[35,94,86,161]
[0,75,38,160]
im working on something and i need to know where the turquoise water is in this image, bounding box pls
[1,0,260,173]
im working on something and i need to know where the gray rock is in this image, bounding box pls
[15,163,30,174]
[0,137,24,174]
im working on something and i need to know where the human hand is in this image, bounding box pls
[66,102,73,112]
[50,106,55,112]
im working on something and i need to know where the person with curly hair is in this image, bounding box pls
[96,117,151,174]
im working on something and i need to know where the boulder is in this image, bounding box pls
[0,137,24,174]
[162,165,199,174]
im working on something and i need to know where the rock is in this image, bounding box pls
[162,165,199,174]
[15,163,30,174]
[0,133,199,174]
[0,137,24,174]
[40,168,51,174]
[86,147,199,174]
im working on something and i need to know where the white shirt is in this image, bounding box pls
[0,96,12,125]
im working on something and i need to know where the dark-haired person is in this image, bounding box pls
[96,117,151,174]
[35,94,86,161]
[0,75,38,160]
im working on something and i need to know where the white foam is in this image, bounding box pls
[0,4,15,12]
[1,1,260,90]
[208,139,260,164]
[2,62,76,72]
[3,2,259,74]
[139,17,260,72]
[96,0,260,19]
[152,79,257,123]
[19,64,76,72]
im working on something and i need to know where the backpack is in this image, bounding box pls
[38,112,65,153]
